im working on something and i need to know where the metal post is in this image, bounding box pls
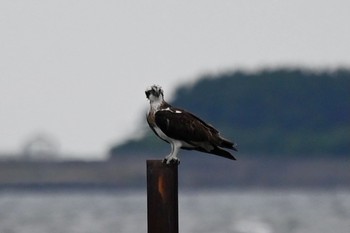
[147,160,179,233]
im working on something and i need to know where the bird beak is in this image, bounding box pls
[145,90,151,99]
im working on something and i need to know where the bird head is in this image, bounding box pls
[145,85,164,103]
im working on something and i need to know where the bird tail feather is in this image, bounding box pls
[194,146,236,160]
[219,137,238,151]
[210,147,236,160]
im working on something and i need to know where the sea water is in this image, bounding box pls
[0,189,349,233]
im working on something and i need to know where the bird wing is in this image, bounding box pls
[155,108,217,144]
[155,107,237,160]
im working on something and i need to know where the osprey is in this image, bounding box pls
[145,85,237,164]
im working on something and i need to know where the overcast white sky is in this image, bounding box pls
[1,1,350,159]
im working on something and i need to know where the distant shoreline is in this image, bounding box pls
[0,157,348,191]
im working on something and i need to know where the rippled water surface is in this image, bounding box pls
[0,189,349,233]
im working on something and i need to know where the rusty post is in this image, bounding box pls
[147,160,179,233]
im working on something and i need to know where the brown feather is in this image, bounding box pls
[154,107,237,159]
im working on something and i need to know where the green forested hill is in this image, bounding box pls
[110,68,350,158]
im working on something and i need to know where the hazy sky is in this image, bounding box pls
[1,1,350,159]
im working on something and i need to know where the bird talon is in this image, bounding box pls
[162,158,180,165]
[171,159,180,165]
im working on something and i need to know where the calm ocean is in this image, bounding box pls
[0,189,349,233]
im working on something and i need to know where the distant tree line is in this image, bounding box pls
[110,68,350,158]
